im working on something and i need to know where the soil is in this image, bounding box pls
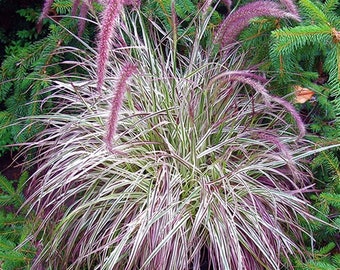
[0,151,24,180]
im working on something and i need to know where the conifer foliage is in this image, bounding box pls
[270,0,340,119]
[267,1,340,268]
[0,172,36,270]
[293,161,340,268]
[0,0,95,155]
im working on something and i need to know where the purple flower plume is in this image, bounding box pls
[71,0,81,16]
[227,74,270,101]
[214,0,301,47]
[105,63,137,151]
[37,0,54,32]
[279,0,299,17]
[123,0,141,8]
[78,1,93,37]
[96,0,125,93]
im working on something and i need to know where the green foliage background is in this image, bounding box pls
[0,172,36,270]
[0,0,96,155]
[239,0,340,267]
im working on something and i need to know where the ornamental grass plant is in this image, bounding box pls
[17,4,333,270]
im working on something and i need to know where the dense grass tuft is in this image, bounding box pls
[20,9,323,270]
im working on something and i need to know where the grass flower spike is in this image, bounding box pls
[105,62,137,151]
[279,0,299,16]
[96,0,125,93]
[71,0,81,16]
[77,0,93,37]
[215,0,301,47]
[38,0,127,93]
[37,0,54,32]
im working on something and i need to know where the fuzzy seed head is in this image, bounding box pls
[214,0,301,47]
[105,62,137,151]
[37,0,55,32]
[96,0,125,93]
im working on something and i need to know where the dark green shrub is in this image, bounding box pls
[0,171,36,270]
[266,1,340,268]
[0,0,95,155]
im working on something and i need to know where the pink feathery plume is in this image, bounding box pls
[105,63,137,151]
[37,0,54,33]
[279,0,300,17]
[78,0,93,36]
[214,0,301,47]
[257,130,308,184]
[71,0,81,16]
[257,131,295,164]
[96,0,125,93]
[227,75,271,103]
